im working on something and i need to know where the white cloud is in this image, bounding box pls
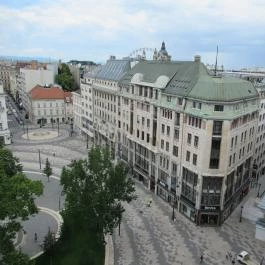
[0,0,265,68]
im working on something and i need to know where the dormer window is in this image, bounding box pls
[193,101,202,109]
[214,105,224,111]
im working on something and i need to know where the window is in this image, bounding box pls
[214,105,224,111]
[194,136,199,147]
[147,119,150,128]
[161,139,164,149]
[173,146,178,157]
[147,133,150,143]
[187,133,192,144]
[142,117,145,126]
[141,131,144,140]
[193,154,197,165]
[161,124,165,134]
[167,126,170,136]
[175,113,180,126]
[167,96,171,102]
[137,129,139,138]
[209,138,221,169]
[174,129,179,140]
[192,101,196,108]
[139,86,143,96]
[186,151,190,162]
[166,142,169,151]
[229,155,232,166]
[178,98,183,105]
[213,121,223,135]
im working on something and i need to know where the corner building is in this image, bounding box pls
[85,52,260,226]
[116,56,260,226]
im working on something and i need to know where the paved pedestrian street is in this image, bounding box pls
[113,181,265,265]
[7,126,265,264]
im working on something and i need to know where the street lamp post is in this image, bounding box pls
[239,205,244,222]
[257,183,261,198]
[118,217,121,236]
[172,202,175,221]
[172,195,176,221]
[57,120,59,136]
[38,149,41,170]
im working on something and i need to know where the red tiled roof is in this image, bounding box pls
[29,85,72,101]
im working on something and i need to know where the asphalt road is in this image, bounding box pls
[18,172,65,258]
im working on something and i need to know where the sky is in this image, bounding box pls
[0,0,265,69]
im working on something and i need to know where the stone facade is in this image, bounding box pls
[73,51,261,226]
[0,83,11,145]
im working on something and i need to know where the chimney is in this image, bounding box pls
[110,55,116,60]
[194,55,201,63]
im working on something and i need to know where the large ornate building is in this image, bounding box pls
[74,43,260,225]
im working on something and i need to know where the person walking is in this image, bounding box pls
[200,254,203,263]
[34,232,38,242]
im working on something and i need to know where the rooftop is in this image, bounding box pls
[29,85,72,101]
[120,60,259,102]
[95,58,131,81]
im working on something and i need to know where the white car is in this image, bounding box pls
[237,251,259,265]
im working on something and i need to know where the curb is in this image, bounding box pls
[30,207,63,260]
[23,170,60,180]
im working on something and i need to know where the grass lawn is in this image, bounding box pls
[35,228,104,265]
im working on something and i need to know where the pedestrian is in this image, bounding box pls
[149,199,152,207]
[34,232,37,242]
[200,254,203,263]
[232,259,235,264]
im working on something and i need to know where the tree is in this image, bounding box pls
[0,148,22,177]
[43,228,56,265]
[43,158,52,182]
[0,147,43,264]
[55,63,75,91]
[60,146,136,242]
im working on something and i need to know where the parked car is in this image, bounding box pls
[237,251,259,265]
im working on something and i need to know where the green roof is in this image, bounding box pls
[120,60,259,102]
[187,67,258,101]
[120,60,179,84]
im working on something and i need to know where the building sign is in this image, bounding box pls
[201,206,220,211]
[158,180,168,189]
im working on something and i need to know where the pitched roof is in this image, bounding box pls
[120,60,259,102]
[95,58,131,81]
[29,85,72,101]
